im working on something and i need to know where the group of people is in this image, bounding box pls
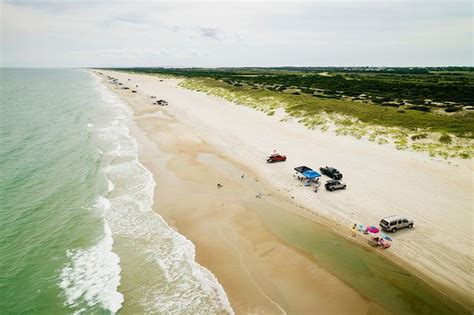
[351,224,391,249]
[371,236,391,249]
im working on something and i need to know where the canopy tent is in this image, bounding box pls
[294,166,321,179]
[294,166,312,173]
[303,170,321,179]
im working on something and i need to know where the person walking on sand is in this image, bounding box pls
[351,224,357,237]
[217,182,223,189]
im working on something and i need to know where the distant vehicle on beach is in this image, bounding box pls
[320,166,343,180]
[380,215,414,232]
[155,99,168,106]
[267,153,286,163]
[325,179,346,191]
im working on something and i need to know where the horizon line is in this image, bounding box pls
[2,65,474,69]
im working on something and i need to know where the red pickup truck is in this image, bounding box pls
[267,154,287,163]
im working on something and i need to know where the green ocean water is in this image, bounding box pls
[0,69,111,313]
[0,69,234,315]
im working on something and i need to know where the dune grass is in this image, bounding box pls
[184,78,474,136]
[180,78,474,159]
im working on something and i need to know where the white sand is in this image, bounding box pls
[101,70,473,308]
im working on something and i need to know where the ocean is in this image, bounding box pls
[0,69,232,314]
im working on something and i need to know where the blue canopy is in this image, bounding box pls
[302,170,321,179]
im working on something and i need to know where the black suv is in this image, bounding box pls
[320,166,343,180]
[325,180,347,191]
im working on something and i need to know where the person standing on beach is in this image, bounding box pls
[351,224,357,237]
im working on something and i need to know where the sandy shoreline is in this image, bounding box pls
[104,75,387,314]
[96,70,473,313]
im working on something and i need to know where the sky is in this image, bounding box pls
[0,0,472,67]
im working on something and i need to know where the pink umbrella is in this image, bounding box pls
[366,226,380,234]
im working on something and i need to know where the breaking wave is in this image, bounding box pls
[59,72,233,314]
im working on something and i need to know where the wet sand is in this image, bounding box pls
[123,94,386,314]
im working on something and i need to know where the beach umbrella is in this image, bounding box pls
[366,226,380,234]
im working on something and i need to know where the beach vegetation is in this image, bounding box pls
[109,67,474,159]
[411,133,428,141]
[439,134,452,144]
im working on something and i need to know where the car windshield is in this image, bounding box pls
[381,220,389,225]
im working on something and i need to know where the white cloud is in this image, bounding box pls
[1,0,472,67]
[72,48,206,58]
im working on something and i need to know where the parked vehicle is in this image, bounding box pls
[325,179,346,191]
[319,166,343,180]
[379,215,414,232]
[267,153,286,163]
[155,99,168,106]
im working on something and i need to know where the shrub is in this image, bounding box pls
[439,134,452,144]
[445,107,461,113]
[411,133,428,141]
[406,105,431,112]
[381,102,400,108]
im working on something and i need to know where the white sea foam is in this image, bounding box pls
[107,179,115,193]
[59,221,123,314]
[58,73,126,314]
[84,71,234,314]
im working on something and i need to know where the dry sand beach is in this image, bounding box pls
[96,70,473,313]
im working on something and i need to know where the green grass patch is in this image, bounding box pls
[184,77,473,137]
[178,77,474,158]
